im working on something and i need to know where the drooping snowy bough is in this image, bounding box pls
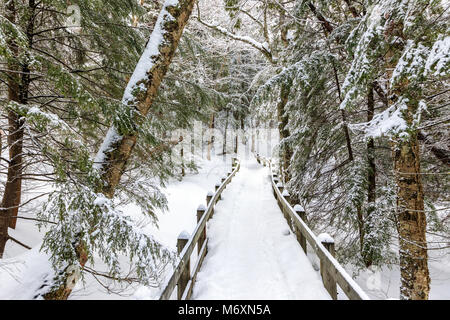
[43,0,196,300]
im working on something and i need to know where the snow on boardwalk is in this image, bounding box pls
[192,158,331,300]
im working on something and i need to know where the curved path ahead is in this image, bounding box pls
[192,158,330,300]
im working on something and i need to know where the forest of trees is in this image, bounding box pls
[0,0,448,300]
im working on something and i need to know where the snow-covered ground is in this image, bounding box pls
[72,154,235,300]
[192,158,330,299]
[349,251,450,300]
[0,153,234,300]
[0,139,449,300]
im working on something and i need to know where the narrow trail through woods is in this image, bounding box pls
[192,157,331,300]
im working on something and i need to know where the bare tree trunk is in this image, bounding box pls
[207,114,214,160]
[277,82,292,184]
[251,121,255,153]
[97,1,195,198]
[384,13,430,300]
[344,0,360,18]
[240,117,245,145]
[43,0,196,299]
[394,133,430,300]
[362,84,376,267]
[0,1,19,256]
[180,135,185,177]
[0,0,35,257]
[256,118,260,154]
[307,1,333,35]
[223,110,229,156]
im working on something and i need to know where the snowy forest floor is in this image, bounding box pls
[0,148,449,300]
[192,158,330,299]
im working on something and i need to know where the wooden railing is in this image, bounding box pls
[255,154,370,300]
[159,157,241,300]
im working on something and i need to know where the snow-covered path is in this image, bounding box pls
[192,158,331,300]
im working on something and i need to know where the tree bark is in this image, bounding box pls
[251,121,255,153]
[277,82,292,184]
[207,114,214,160]
[344,0,360,18]
[384,13,430,300]
[307,2,333,35]
[362,84,376,267]
[0,0,35,257]
[180,135,185,177]
[223,110,229,156]
[43,0,196,299]
[98,0,195,198]
[394,133,430,300]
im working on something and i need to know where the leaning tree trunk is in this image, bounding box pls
[43,0,196,300]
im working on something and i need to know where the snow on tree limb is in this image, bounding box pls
[93,0,196,198]
[196,15,273,63]
[44,0,196,300]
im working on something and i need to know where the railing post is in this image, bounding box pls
[276,182,283,207]
[197,205,207,255]
[273,176,279,197]
[221,175,226,186]
[281,190,292,229]
[232,157,237,169]
[206,191,214,220]
[177,231,190,300]
[277,182,284,194]
[206,191,213,206]
[319,233,337,300]
[294,205,307,254]
[215,182,221,200]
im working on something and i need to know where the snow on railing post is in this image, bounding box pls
[276,182,284,194]
[206,191,214,206]
[232,157,238,168]
[273,175,280,198]
[221,175,227,186]
[318,233,337,300]
[256,153,261,164]
[282,190,293,230]
[197,205,207,255]
[273,175,279,185]
[294,205,307,254]
[215,182,221,200]
[177,231,191,300]
[275,182,283,207]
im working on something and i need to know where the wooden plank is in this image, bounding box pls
[320,241,337,300]
[177,236,190,300]
[197,208,207,255]
[181,280,192,301]
[182,239,208,300]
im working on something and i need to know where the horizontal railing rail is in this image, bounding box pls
[159,157,241,300]
[255,154,369,300]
